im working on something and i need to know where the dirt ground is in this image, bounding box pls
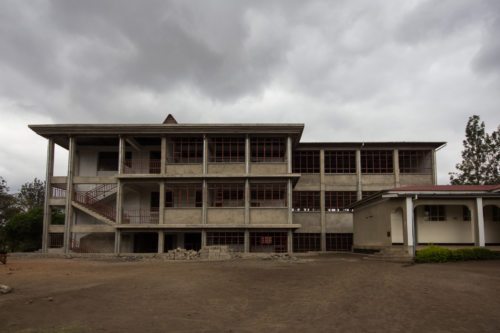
[1,254,500,333]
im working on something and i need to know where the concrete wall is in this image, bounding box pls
[324,175,357,189]
[326,213,353,233]
[207,208,245,224]
[250,208,288,225]
[414,205,473,244]
[75,232,115,253]
[361,175,395,191]
[166,164,203,175]
[208,163,245,175]
[293,213,321,232]
[295,175,321,190]
[399,174,433,186]
[164,208,202,224]
[250,163,287,174]
[483,205,500,244]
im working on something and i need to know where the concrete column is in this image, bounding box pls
[404,197,415,256]
[159,181,165,224]
[287,179,293,224]
[287,230,293,254]
[245,134,250,175]
[431,150,437,185]
[201,230,207,248]
[244,179,250,225]
[42,138,55,253]
[161,136,167,174]
[116,181,123,224]
[320,149,326,252]
[244,230,250,253]
[202,179,208,225]
[63,136,76,253]
[356,149,362,200]
[474,197,486,247]
[287,136,292,173]
[158,231,164,253]
[393,149,400,188]
[114,230,121,254]
[203,135,208,175]
[118,136,125,174]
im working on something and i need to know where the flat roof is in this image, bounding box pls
[298,142,446,149]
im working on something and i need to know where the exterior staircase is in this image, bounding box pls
[72,184,117,226]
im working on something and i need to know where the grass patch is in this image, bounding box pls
[415,246,500,263]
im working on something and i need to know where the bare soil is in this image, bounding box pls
[1,254,500,333]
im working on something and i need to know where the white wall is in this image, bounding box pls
[415,205,473,244]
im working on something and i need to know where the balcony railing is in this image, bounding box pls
[122,208,159,224]
[51,186,67,199]
[74,191,116,222]
[123,159,161,174]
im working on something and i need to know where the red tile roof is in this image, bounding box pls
[390,185,500,192]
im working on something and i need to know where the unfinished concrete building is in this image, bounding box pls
[30,115,444,254]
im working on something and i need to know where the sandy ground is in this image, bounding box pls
[0,254,500,333]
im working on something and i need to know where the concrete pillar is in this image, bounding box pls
[393,149,400,188]
[161,136,167,174]
[159,181,165,224]
[42,138,55,253]
[114,230,121,254]
[63,136,76,253]
[287,179,293,224]
[203,135,208,175]
[245,134,250,175]
[287,136,292,173]
[356,149,362,200]
[118,136,125,174]
[244,230,250,253]
[287,230,293,254]
[202,179,208,225]
[404,197,415,256]
[320,149,326,252]
[116,181,123,224]
[431,150,437,185]
[158,231,164,253]
[244,179,250,225]
[201,230,207,248]
[474,198,486,247]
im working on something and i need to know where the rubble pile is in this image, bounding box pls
[163,248,200,260]
[199,245,232,261]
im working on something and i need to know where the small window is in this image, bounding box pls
[424,205,446,221]
[292,151,320,173]
[462,206,471,221]
[324,151,356,173]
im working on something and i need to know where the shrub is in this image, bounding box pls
[415,246,500,263]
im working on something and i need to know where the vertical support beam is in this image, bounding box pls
[202,179,208,225]
[203,135,208,175]
[244,179,250,225]
[245,134,250,175]
[159,181,165,224]
[287,229,293,254]
[394,149,400,188]
[158,231,164,253]
[116,180,123,224]
[356,149,362,200]
[320,149,326,252]
[63,136,76,253]
[42,138,55,253]
[161,136,167,174]
[114,230,121,255]
[118,136,125,175]
[287,136,292,173]
[404,197,415,256]
[431,149,437,185]
[201,230,207,248]
[287,179,293,224]
[474,197,485,247]
[244,230,250,253]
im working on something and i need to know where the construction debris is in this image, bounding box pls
[0,284,12,294]
[199,246,232,261]
[163,248,200,260]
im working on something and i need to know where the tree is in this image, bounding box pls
[2,207,43,252]
[17,178,45,211]
[0,177,19,226]
[450,115,500,185]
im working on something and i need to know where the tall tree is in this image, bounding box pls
[17,178,45,211]
[450,115,500,185]
[0,177,18,226]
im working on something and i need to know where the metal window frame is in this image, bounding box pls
[250,137,286,163]
[325,191,357,211]
[360,150,394,174]
[292,191,321,212]
[250,182,287,207]
[324,150,356,173]
[292,150,320,173]
[399,150,432,174]
[208,182,245,207]
[165,183,203,208]
[209,137,246,163]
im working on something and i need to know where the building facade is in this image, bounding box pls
[30,115,445,254]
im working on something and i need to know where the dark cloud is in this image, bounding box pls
[0,0,499,190]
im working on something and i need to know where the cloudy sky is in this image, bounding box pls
[0,0,499,191]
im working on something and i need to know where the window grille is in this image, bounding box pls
[423,205,446,221]
[250,183,287,207]
[250,232,288,253]
[292,191,320,212]
[165,184,203,208]
[293,233,321,252]
[49,233,64,248]
[325,191,357,211]
[207,232,244,251]
[360,150,393,173]
[292,151,320,173]
[168,137,203,163]
[325,151,356,173]
[251,137,286,162]
[326,233,353,251]
[209,137,245,163]
[399,150,432,174]
[208,183,245,207]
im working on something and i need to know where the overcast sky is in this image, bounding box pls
[1,0,499,191]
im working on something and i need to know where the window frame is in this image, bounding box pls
[325,191,357,212]
[324,150,356,174]
[292,150,320,174]
[208,183,245,207]
[360,150,394,174]
[250,183,287,207]
[292,191,321,212]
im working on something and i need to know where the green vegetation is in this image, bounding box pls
[415,245,500,263]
